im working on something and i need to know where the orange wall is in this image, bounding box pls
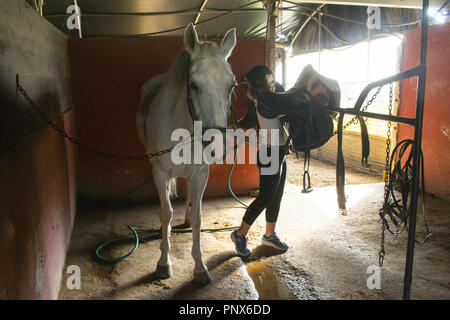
[69,38,264,202]
[398,24,450,200]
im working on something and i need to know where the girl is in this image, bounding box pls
[231,65,331,257]
[231,65,289,256]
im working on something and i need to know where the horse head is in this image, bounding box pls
[183,23,237,131]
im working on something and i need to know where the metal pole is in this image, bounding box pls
[194,0,208,25]
[403,0,429,300]
[290,4,325,48]
[318,9,322,72]
[39,0,43,16]
[74,0,82,38]
[326,107,416,126]
[367,27,371,82]
[282,48,287,88]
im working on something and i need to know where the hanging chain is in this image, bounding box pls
[16,78,179,160]
[332,85,382,136]
[278,0,283,36]
[379,83,394,267]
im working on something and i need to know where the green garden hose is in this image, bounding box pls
[95,107,249,263]
[95,225,239,263]
[227,139,249,209]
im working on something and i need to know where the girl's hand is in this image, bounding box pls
[309,82,330,107]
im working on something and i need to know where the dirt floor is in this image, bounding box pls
[58,154,450,300]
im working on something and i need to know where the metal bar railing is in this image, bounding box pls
[353,66,424,112]
[328,107,417,126]
[333,0,429,300]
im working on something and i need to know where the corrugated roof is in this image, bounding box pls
[29,0,423,51]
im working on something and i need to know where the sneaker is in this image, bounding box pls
[231,230,251,257]
[262,233,289,251]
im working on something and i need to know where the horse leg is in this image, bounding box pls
[184,186,191,227]
[187,166,211,285]
[153,168,173,279]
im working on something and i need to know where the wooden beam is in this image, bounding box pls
[194,0,209,25]
[265,0,277,70]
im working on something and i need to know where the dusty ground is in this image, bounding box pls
[58,154,450,300]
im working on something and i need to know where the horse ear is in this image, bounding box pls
[220,28,236,59]
[184,23,199,55]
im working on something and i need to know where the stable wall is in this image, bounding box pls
[0,0,76,299]
[397,24,450,200]
[310,130,391,174]
[69,37,265,202]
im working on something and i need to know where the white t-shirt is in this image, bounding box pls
[256,107,288,146]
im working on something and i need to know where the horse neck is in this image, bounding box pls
[147,79,193,149]
[163,51,195,132]
[168,86,194,132]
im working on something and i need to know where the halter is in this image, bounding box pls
[185,59,240,163]
[185,59,238,133]
[186,60,200,122]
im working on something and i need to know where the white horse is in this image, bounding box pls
[136,24,237,284]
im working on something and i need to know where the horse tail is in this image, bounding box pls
[168,178,178,199]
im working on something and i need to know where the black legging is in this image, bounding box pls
[243,145,287,225]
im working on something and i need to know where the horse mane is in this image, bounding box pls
[166,43,224,88]
[166,50,190,90]
[137,50,191,145]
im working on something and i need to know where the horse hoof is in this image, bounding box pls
[194,271,212,285]
[155,264,173,279]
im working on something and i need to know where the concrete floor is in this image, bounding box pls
[58,157,450,300]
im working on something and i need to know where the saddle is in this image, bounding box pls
[255,65,340,152]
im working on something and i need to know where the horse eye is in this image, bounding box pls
[189,82,199,91]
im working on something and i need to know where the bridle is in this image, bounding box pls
[185,59,241,162]
[186,63,200,123]
[185,59,238,134]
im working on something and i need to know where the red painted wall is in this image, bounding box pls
[0,0,76,299]
[398,24,450,200]
[69,38,265,202]
[0,114,76,299]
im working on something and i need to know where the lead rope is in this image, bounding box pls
[227,98,250,209]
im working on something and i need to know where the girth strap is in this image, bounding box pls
[359,116,370,167]
[336,114,346,213]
